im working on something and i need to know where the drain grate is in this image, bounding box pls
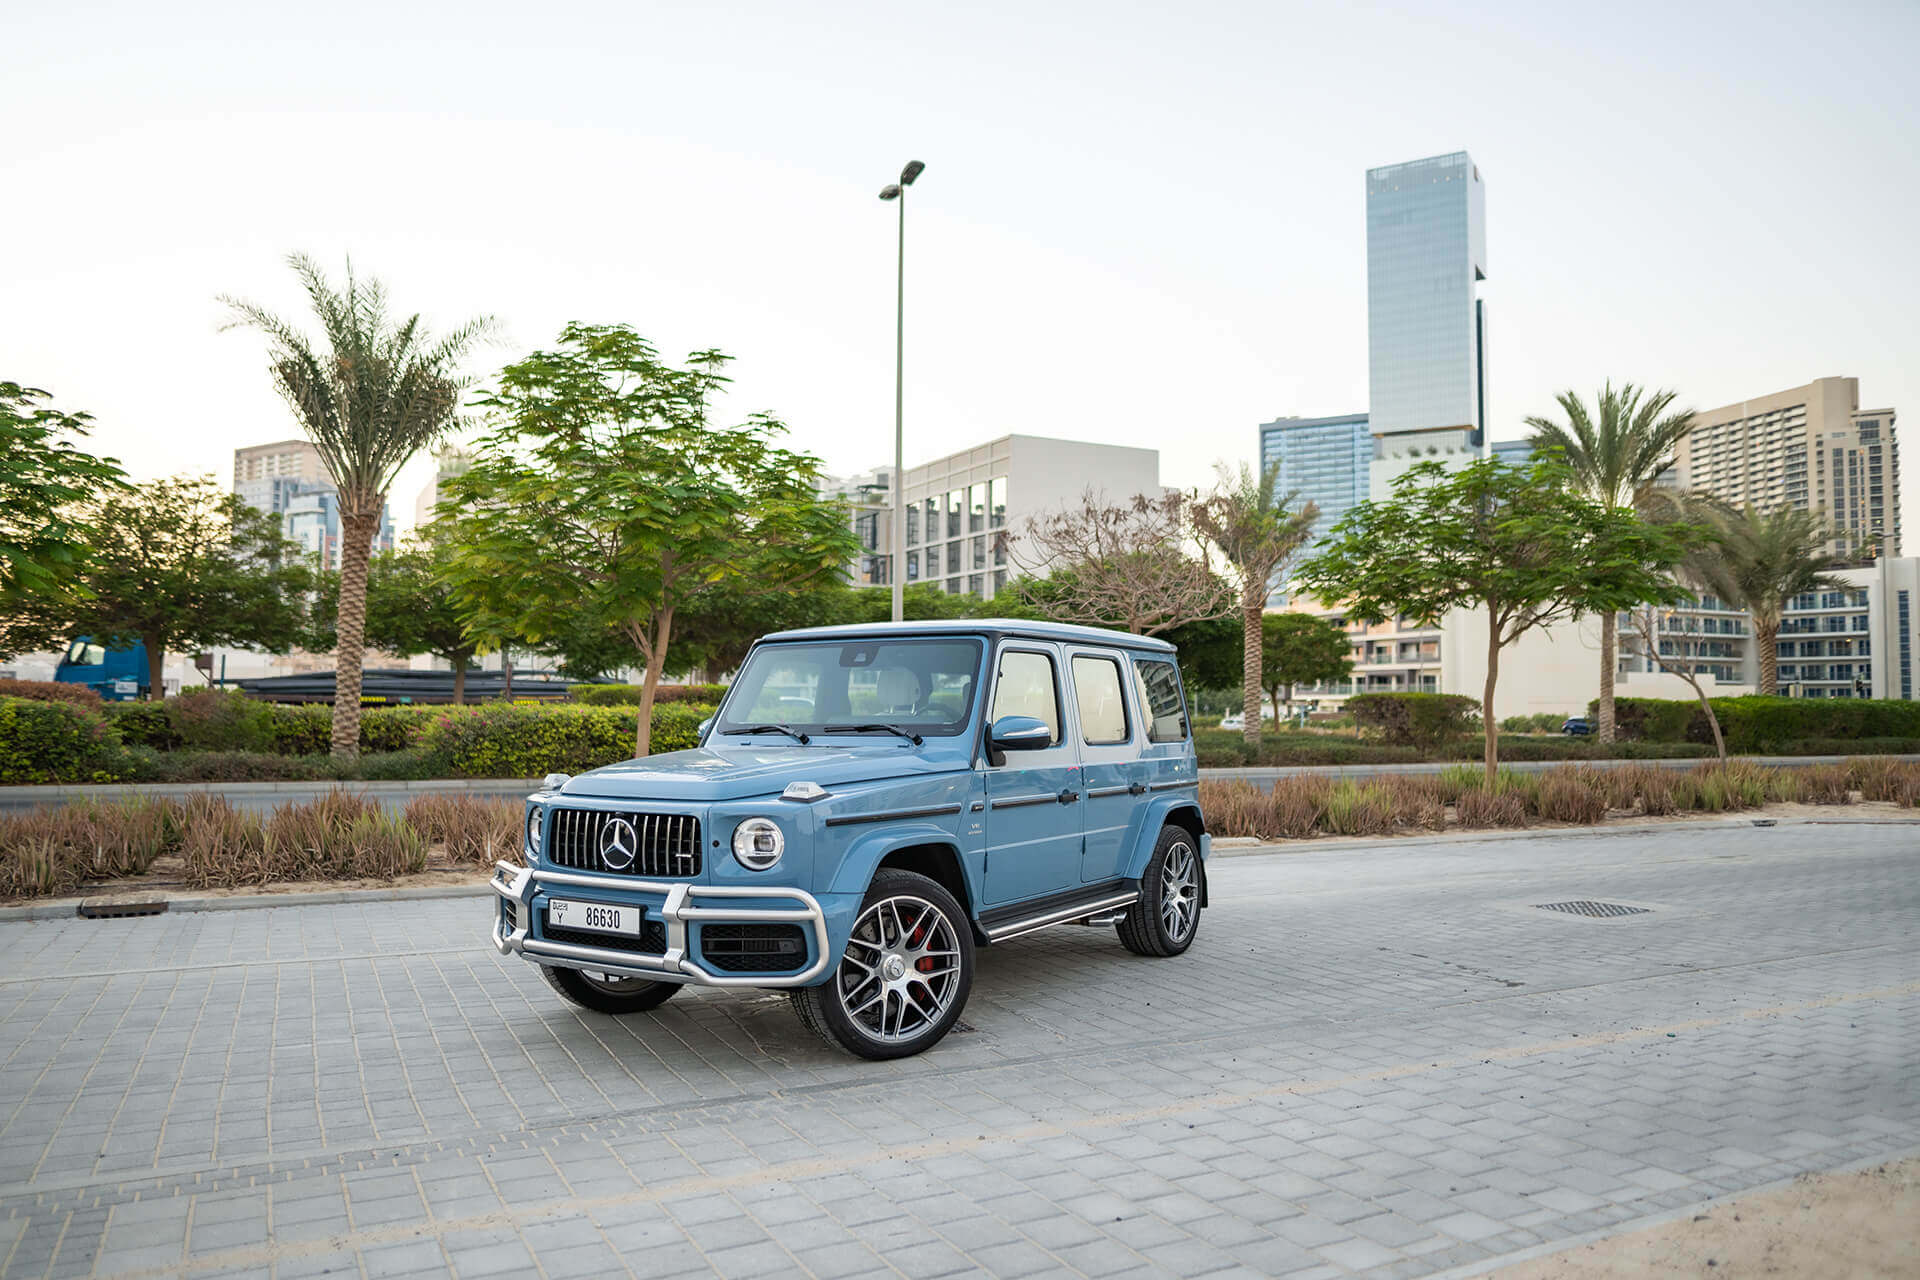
[77,900,170,920]
[1536,900,1649,918]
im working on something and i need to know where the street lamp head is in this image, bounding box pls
[878,184,902,201]
[900,159,925,185]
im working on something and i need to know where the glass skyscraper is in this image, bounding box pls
[1257,412,1369,605]
[1366,151,1488,498]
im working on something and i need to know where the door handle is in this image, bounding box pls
[1057,788,1079,804]
[1127,782,1147,795]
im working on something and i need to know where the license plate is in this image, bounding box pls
[546,898,643,937]
[112,681,137,695]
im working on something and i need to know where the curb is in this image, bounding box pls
[1429,1143,1920,1280]
[1208,811,1920,858]
[0,881,493,923]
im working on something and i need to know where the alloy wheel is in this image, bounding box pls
[1160,840,1198,944]
[835,894,963,1044]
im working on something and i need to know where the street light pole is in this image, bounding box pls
[880,160,924,624]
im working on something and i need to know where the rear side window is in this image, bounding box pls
[1071,655,1129,745]
[991,650,1061,744]
[1133,659,1188,743]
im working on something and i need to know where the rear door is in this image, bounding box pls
[981,643,1084,906]
[1069,648,1148,883]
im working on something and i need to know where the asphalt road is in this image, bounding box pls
[0,819,1912,1277]
[7,753,1915,815]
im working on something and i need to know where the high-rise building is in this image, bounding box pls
[232,439,393,570]
[1257,412,1369,605]
[233,439,329,515]
[412,445,475,527]
[1671,376,1901,560]
[1488,438,1533,468]
[1365,151,1488,498]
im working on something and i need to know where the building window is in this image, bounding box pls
[946,542,961,575]
[972,536,986,570]
[906,551,919,581]
[905,505,919,546]
[969,484,986,533]
[989,477,1007,528]
[968,573,983,596]
[946,490,963,538]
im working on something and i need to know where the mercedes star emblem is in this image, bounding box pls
[598,817,638,871]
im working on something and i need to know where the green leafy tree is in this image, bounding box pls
[1524,382,1697,742]
[438,324,859,756]
[1260,612,1354,724]
[223,254,493,757]
[0,382,129,655]
[1190,462,1317,748]
[26,476,311,697]
[1299,457,1690,784]
[1690,504,1847,695]
[306,532,483,701]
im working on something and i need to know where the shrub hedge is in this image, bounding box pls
[1601,696,1920,752]
[417,703,712,778]
[570,683,729,707]
[1346,693,1481,747]
[0,678,105,712]
[0,698,126,783]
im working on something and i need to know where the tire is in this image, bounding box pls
[540,963,682,1014]
[1117,825,1202,957]
[790,869,974,1060]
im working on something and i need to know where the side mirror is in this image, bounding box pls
[989,715,1052,752]
[698,717,714,738]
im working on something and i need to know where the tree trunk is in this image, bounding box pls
[1269,687,1282,727]
[1240,580,1262,750]
[1756,617,1779,695]
[1482,621,1502,788]
[501,645,513,700]
[330,511,378,758]
[1685,676,1727,762]
[452,661,467,706]
[633,608,675,758]
[1597,610,1617,743]
[144,636,165,701]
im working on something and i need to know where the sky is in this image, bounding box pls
[6,0,1917,540]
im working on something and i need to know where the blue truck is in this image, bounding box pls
[52,638,150,701]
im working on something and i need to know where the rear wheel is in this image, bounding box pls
[1118,825,1202,957]
[791,869,973,1059]
[540,964,682,1014]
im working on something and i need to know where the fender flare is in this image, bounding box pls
[824,820,975,903]
[1124,795,1208,881]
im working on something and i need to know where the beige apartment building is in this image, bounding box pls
[1671,376,1901,560]
[233,439,331,515]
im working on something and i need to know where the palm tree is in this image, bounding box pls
[1524,382,1696,742]
[1191,462,1317,749]
[224,255,492,757]
[1691,504,1847,695]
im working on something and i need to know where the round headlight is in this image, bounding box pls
[525,805,544,858]
[731,817,785,871]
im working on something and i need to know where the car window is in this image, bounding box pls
[1071,655,1129,745]
[717,639,981,736]
[1132,658,1188,743]
[990,649,1061,744]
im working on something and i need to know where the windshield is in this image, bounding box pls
[716,638,984,739]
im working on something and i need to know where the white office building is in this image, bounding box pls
[841,434,1161,602]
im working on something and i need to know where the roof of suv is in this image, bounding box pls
[758,618,1177,654]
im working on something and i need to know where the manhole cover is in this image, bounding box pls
[1535,900,1649,918]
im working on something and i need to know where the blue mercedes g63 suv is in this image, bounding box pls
[491,620,1208,1058]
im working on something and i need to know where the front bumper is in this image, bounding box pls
[490,862,832,988]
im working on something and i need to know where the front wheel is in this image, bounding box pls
[1118,825,1202,956]
[791,869,974,1059]
[540,963,682,1014]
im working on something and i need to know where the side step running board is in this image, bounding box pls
[982,890,1139,943]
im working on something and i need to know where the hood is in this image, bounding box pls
[558,742,964,803]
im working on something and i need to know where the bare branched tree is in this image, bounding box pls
[1620,600,1728,762]
[1008,489,1234,635]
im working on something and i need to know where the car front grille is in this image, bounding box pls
[547,809,703,877]
[542,920,669,955]
[699,923,808,973]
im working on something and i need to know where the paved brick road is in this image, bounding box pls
[0,819,1913,1278]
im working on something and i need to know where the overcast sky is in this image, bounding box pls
[7,0,1916,539]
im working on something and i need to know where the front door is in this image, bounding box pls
[982,644,1084,906]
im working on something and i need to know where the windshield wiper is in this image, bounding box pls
[721,724,811,744]
[824,723,924,745]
